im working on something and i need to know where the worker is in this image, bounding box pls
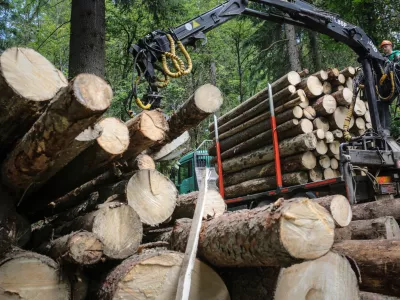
[380,40,400,61]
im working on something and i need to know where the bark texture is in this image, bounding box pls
[352,199,400,221]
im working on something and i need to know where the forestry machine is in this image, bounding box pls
[127,0,400,205]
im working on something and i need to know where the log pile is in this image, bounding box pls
[208,67,373,198]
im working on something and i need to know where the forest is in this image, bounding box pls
[1,0,400,145]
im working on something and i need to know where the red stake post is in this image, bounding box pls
[213,114,225,198]
[268,83,283,188]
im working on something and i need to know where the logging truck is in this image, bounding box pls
[128,0,400,206]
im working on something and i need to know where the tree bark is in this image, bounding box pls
[274,252,359,300]
[56,203,142,259]
[272,85,297,107]
[330,74,346,86]
[209,72,301,132]
[352,199,400,221]
[296,75,323,98]
[36,231,104,265]
[0,47,67,159]
[312,95,337,116]
[323,81,332,94]
[332,240,400,296]
[1,73,112,196]
[360,292,400,300]
[172,190,226,221]
[312,70,329,81]
[332,87,353,106]
[312,195,352,227]
[340,67,356,78]
[285,24,302,71]
[327,68,340,79]
[224,172,308,198]
[335,216,400,241]
[309,31,322,71]
[0,249,71,299]
[170,198,334,267]
[223,151,315,187]
[96,251,230,300]
[298,69,309,77]
[222,133,316,174]
[69,0,105,78]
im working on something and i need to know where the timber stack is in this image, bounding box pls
[1,48,400,300]
[208,66,373,199]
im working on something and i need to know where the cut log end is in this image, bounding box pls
[315,195,352,227]
[126,169,178,225]
[131,153,156,170]
[1,47,68,101]
[73,73,113,111]
[68,232,104,265]
[194,83,224,113]
[96,118,130,155]
[280,199,334,260]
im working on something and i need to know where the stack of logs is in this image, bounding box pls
[208,67,372,199]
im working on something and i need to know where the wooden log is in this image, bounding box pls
[313,117,330,131]
[57,203,142,259]
[329,106,355,130]
[303,106,316,120]
[312,70,329,81]
[332,129,344,139]
[172,190,226,220]
[318,155,331,169]
[312,195,352,227]
[0,249,71,299]
[313,129,325,140]
[332,87,353,106]
[335,216,400,241]
[223,152,316,187]
[366,122,372,129]
[324,167,336,179]
[332,240,400,296]
[309,167,323,182]
[209,72,300,131]
[360,291,400,300]
[314,140,328,156]
[36,231,104,265]
[275,106,303,124]
[126,169,178,225]
[365,110,372,123]
[96,251,230,300]
[293,89,309,108]
[217,113,269,141]
[354,99,367,116]
[222,133,316,174]
[327,67,340,79]
[274,252,359,300]
[130,153,155,170]
[225,172,308,198]
[313,94,337,116]
[355,117,366,130]
[218,119,300,161]
[323,81,332,94]
[151,131,189,161]
[328,140,340,156]
[340,66,356,78]
[330,157,339,170]
[346,77,354,90]
[325,131,334,143]
[273,85,297,106]
[219,267,280,300]
[37,117,130,200]
[330,74,346,86]
[68,268,88,300]
[0,47,68,159]
[298,68,309,77]
[170,198,334,267]
[163,84,222,149]
[1,73,113,195]
[276,119,313,140]
[123,109,169,161]
[296,75,323,98]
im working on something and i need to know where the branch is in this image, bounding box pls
[256,39,288,57]
[37,20,70,50]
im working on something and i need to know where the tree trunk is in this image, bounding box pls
[296,76,323,98]
[332,87,353,106]
[36,117,129,201]
[151,131,189,161]
[276,119,313,140]
[56,203,142,259]
[312,95,337,116]
[209,72,301,132]
[223,151,315,187]
[335,216,400,241]
[130,153,155,170]
[332,240,400,296]
[224,172,308,198]
[0,249,71,299]
[313,117,330,131]
[222,133,316,174]
[329,106,355,130]
[303,106,316,120]
[0,47,67,159]
[285,24,302,71]
[340,67,356,78]
[327,67,340,79]
[312,195,352,227]
[1,73,112,196]
[312,70,329,81]
[309,31,322,71]
[170,198,334,267]
[274,252,359,300]
[309,167,323,182]
[360,292,400,300]
[69,0,105,78]
[275,106,303,124]
[352,199,400,221]
[298,69,309,77]
[125,170,178,226]
[96,251,230,300]
[272,85,297,107]
[330,74,346,86]
[172,190,226,220]
[219,267,280,300]
[36,231,104,265]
